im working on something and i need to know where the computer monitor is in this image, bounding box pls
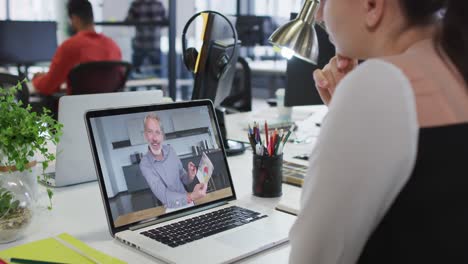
[191,13,238,107]
[235,15,274,47]
[192,40,238,107]
[0,21,57,65]
[190,13,244,155]
[284,13,335,107]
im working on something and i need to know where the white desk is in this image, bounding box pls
[26,78,193,96]
[225,105,327,167]
[125,78,193,88]
[0,105,326,263]
[247,60,287,75]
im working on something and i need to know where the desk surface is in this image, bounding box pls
[125,78,193,88]
[225,105,327,167]
[26,78,193,95]
[0,105,326,263]
[247,60,287,75]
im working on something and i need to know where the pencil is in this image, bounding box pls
[268,134,274,156]
[275,129,284,155]
[279,124,295,154]
[9,258,67,264]
[272,129,278,155]
[257,123,262,145]
[248,134,256,153]
[282,124,295,144]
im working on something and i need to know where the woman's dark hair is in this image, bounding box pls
[400,0,468,86]
[67,0,94,25]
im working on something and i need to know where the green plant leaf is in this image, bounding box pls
[10,200,19,210]
[0,82,61,211]
[47,188,53,210]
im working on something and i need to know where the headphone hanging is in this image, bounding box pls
[181,10,239,80]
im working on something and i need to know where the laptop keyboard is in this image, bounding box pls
[140,206,267,248]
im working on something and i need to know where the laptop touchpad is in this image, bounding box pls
[216,227,276,250]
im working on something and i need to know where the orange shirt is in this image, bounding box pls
[32,30,122,95]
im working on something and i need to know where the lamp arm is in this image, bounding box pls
[298,0,321,24]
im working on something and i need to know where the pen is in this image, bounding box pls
[275,129,284,155]
[9,258,67,264]
[283,124,295,144]
[266,134,271,156]
[277,142,284,155]
[256,143,264,156]
[252,122,257,144]
[272,129,278,155]
[253,122,259,144]
[256,123,262,145]
[248,134,256,153]
[264,121,269,150]
[279,124,295,154]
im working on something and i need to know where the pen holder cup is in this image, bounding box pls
[252,154,283,197]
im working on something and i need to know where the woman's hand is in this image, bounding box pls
[313,55,358,105]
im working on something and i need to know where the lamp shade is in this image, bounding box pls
[268,0,320,64]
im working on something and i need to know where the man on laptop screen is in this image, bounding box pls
[86,101,295,264]
[140,113,208,210]
[88,104,233,228]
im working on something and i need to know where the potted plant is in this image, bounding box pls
[0,83,62,243]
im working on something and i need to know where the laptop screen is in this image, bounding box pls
[86,101,236,231]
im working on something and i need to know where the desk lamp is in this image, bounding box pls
[268,0,322,64]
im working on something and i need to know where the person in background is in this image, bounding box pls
[126,0,166,76]
[139,113,208,210]
[32,0,121,95]
[290,0,468,263]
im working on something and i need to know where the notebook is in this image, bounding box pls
[85,100,296,264]
[275,185,302,216]
[282,160,308,187]
[41,90,163,187]
[0,233,125,263]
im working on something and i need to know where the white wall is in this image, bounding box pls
[91,106,219,198]
[0,0,6,19]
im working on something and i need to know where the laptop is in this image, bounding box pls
[85,100,296,264]
[42,90,164,187]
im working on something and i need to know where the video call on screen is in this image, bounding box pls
[90,106,233,227]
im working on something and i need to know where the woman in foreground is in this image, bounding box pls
[289,0,468,263]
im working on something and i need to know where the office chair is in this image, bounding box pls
[68,61,132,95]
[0,73,29,106]
[221,56,252,113]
